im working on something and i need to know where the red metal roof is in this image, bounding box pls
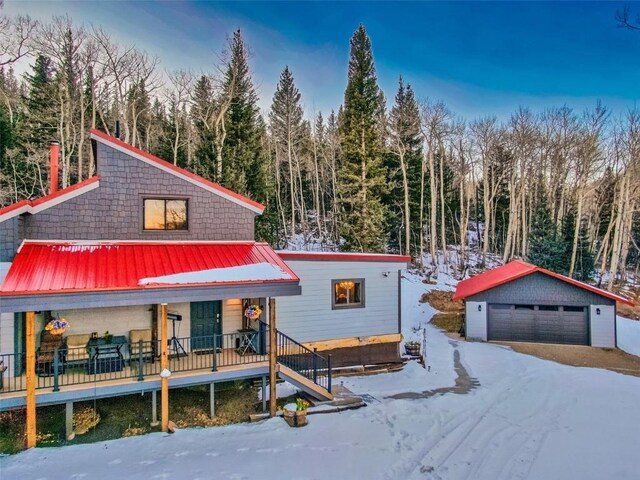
[0,177,100,222]
[1,241,299,296]
[453,260,634,306]
[277,251,411,263]
[90,129,265,213]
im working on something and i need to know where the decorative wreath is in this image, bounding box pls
[244,305,262,320]
[45,317,69,335]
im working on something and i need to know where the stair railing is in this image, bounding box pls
[259,320,331,393]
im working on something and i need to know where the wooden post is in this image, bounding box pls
[261,375,267,413]
[151,390,159,426]
[209,382,215,418]
[25,311,36,448]
[268,298,277,417]
[65,401,75,440]
[160,303,169,432]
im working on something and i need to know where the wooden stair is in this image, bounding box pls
[278,364,334,401]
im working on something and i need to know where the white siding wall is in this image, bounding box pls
[58,304,158,339]
[222,299,243,334]
[590,304,616,348]
[465,301,487,341]
[276,260,404,343]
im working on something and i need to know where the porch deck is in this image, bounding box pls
[0,348,269,410]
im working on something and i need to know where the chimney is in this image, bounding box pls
[115,120,120,140]
[50,141,60,194]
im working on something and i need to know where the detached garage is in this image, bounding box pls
[453,261,634,347]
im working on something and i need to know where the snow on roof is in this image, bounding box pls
[139,262,292,285]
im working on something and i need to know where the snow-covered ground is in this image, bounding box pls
[617,316,640,357]
[3,273,640,480]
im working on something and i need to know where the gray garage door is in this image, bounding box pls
[488,304,589,345]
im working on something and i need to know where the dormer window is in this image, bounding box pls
[143,198,188,230]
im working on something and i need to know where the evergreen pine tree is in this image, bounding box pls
[527,200,570,274]
[338,25,388,251]
[23,55,58,148]
[269,66,305,239]
[387,77,422,255]
[191,75,216,180]
[221,30,263,198]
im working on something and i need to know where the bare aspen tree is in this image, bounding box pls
[164,70,193,165]
[0,10,37,66]
[420,100,449,268]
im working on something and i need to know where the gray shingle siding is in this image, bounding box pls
[0,216,23,262]
[467,272,615,306]
[2,142,256,258]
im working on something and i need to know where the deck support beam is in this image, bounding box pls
[160,303,169,432]
[151,390,159,426]
[25,311,36,448]
[209,382,215,418]
[65,401,75,440]
[261,375,267,412]
[269,298,277,417]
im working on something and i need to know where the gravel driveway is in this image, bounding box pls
[495,341,640,377]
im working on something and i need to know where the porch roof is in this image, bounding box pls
[0,241,301,311]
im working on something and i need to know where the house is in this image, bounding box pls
[453,260,634,347]
[276,251,408,367]
[0,129,407,447]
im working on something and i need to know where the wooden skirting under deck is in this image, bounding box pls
[302,333,402,352]
[303,334,403,368]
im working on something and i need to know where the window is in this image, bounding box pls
[563,306,585,313]
[143,199,188,230]
[491,304,512,310]
[538,305,559,311]
[332,279,365,309]
[514,304,534,310]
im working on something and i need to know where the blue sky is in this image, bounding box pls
[7,1,640,119]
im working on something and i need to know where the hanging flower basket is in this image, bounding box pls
[45,317,69,336]
[244,305,262,321]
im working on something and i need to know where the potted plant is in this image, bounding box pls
[405,340,421,356]
[104,331,113,344]
[282,398,310,427]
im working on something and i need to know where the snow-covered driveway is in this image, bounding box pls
[3,275,640,480]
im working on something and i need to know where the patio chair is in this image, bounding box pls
[65,333,91,365]
[130,329,154,363]
[36,330,65,376]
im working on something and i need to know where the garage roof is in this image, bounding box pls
[453,260,634,306]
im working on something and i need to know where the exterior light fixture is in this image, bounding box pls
[478,304,482,312]
[596,308,601,316]
[160,368,172,378]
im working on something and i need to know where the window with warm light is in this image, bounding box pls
[332,279,365,309]
[143,198,188,230]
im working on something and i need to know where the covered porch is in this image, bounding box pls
[0,241,336,447]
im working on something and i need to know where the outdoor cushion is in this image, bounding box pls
[37,330,64,363]
[65,334,91,361]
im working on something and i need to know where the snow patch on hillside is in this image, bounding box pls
[617,316,640,357]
